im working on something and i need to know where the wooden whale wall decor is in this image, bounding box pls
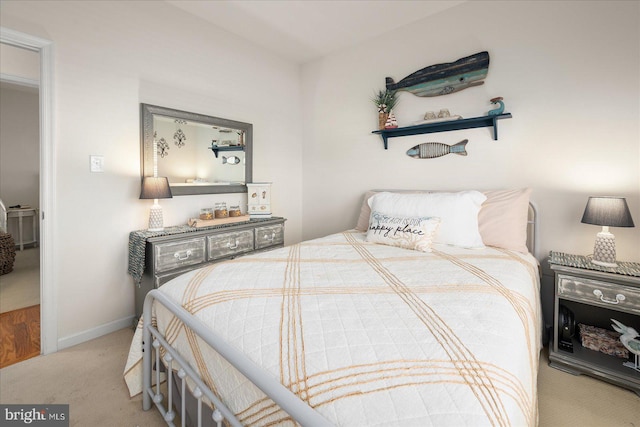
[386,51,490,97]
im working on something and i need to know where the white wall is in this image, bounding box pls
[301,1,640,265]
[0,43,39,81]
[0,86,40,212]
[1,1,303,346]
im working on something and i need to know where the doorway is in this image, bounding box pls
[0,27,56,357]
[0,43,41,367]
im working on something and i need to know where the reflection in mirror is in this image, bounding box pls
[222,155,241,165]
[141,104,252,196]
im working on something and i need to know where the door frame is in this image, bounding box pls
[1,27,56,354]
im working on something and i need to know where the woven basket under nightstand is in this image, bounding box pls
[0,232,16,275]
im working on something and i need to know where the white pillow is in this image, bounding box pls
[368,191,487,248]
[366,211,440,252]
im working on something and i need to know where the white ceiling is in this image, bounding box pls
[166,0,466,64]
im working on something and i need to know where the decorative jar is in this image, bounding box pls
[199,208,213,220]
[214,202,228,218]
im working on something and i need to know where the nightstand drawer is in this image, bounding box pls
[207,230,253,260]
[255,224,284,249]
[154,237,206,273]
[558,274,640,314]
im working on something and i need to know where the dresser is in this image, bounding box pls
[129,217,286,320]
[548,252,640,395]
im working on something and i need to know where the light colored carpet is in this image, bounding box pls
[537,348,640,426]
[0,327,164,426]
[0,247,40,313]
[1,328,638,425]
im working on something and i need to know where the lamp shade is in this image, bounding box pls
[140,177,172,200]
[581,197,634,228]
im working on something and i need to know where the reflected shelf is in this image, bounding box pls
[209,145,245,158]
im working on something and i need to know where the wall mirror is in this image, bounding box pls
[141,103,252,195]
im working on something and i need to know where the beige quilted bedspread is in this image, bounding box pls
[124,231,541,426]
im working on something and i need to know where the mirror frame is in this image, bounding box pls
[141,103,253,196]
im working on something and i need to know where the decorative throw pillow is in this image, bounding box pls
[368,191,487,248]
[356,190,427,231]
[366,211,440,252]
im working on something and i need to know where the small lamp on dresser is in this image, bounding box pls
[581,196,635,267]
[140,176,172,232]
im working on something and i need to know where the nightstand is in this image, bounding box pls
[548,252,640,396]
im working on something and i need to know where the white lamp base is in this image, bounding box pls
[148,202,164,232]
[591,228,617,267]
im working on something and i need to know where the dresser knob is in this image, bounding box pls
[593,289,626,305]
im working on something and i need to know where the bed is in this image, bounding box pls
[124,189,542,426]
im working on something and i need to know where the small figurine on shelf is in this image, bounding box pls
[412,109,462,125]
[611,319,640,372]
[488,96,505,116]
[384,110,398,129]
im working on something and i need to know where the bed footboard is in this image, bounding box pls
[142,289,333,427]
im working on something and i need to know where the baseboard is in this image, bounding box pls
[57,315,135,350]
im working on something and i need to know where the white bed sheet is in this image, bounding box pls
[125,230,541,426]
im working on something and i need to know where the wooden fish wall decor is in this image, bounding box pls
[386,51,489,97]
[406,139,468,159]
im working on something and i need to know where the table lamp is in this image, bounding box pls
[581,196,634,267]
[140,177,172,232]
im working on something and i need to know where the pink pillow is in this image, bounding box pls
[478,188,532,253]
[355,191,378,232]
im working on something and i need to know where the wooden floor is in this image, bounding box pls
[0,304,40,368]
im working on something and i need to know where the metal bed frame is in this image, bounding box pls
[141,203,538,426]
[142,291,333,426]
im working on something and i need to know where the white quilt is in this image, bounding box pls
[125,231,541,426]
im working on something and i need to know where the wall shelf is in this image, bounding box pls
[371,113,512,149]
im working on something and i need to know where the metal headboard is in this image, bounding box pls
[527,202,537,255]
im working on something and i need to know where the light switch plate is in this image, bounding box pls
[90,155,104,172]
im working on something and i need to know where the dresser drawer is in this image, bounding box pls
[207,230,254,260]
[557,274,640,314]
[154,237,206,273]
[255,224,284,250]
